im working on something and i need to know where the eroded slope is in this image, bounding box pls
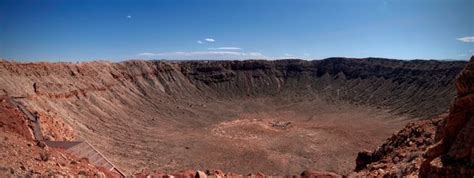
[0,97,114,177]
[0,58,466,175]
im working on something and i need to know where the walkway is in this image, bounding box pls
[8,97,125,177]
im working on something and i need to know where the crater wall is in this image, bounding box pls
[0,58,467,174]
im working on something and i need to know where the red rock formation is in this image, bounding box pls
[420,56,474,176]
[350,116,443,176]
[0,97,35,140]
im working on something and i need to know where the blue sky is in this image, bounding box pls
[0,0,473,61]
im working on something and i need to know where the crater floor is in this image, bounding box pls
[125,98,411,175]
[0,58,465,175]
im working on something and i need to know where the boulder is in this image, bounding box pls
[195,170,206,178]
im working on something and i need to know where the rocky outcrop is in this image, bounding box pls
[350,116,443,177]
[420,56,474,177]
[352,56,474,177]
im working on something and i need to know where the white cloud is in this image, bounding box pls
[208,47,241,50]
[126,15,132,19]
[271,53,313,59]
[197,38,214,44]
[457,36,474,42]
[248,52,264,56]
[137,50,266,60]
[138,52,156,57]
[205,38,215,42]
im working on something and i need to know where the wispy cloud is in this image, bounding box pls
[138,52,156,57]
[126,15,132,19]
[197,38,215,44]
[137,50,266,60]
[273,53,312,59]
[205,38,215,42]
[457,36,474,42]
[208,47,241,50]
